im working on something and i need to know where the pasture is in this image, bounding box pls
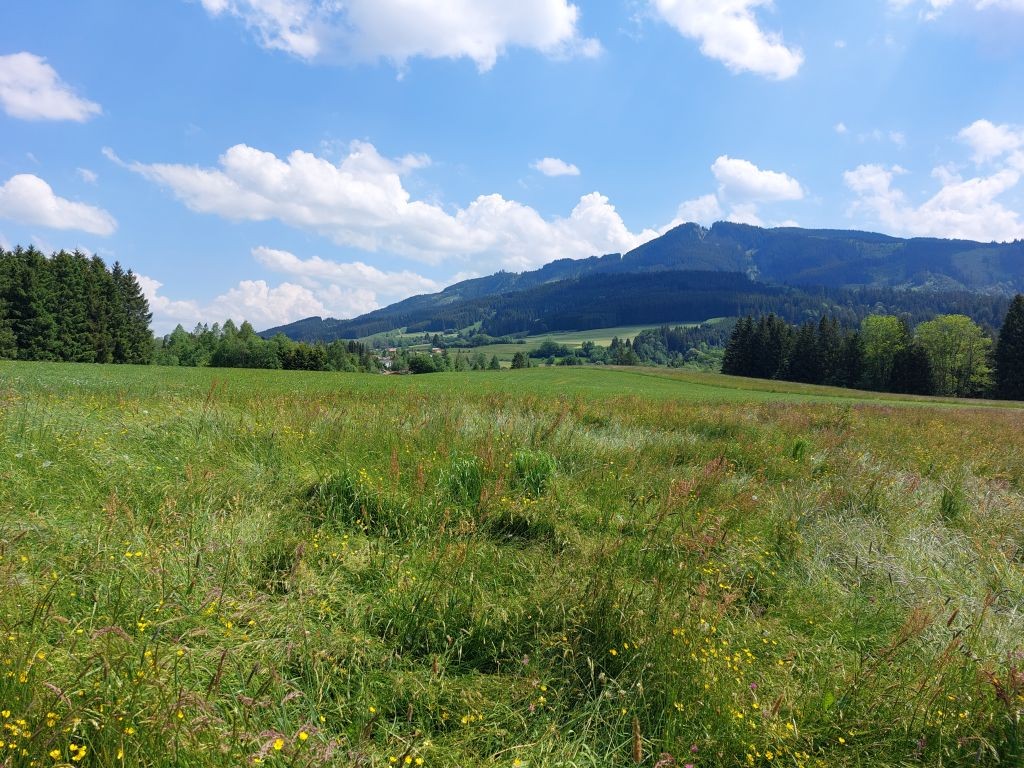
[0,362,1022,767]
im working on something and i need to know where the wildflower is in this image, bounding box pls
[49,749,61,760]
[273,738,284,751]
[368,706,377,714]
[298,731,308,742]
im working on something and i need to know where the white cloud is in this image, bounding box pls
[663,157,804,229]
[666,194,723,228]
[197,0,600,70]
[115,140,660,272]
[835,122,848,134]
[724,203,765,226]
[253,245,441,301]
[531,157,581,177]
[844,162,1023,242]
[139,273,329,334]
[650,0,804,80]
[712,155,804,202]
[77,168,98,184]
[140,246,444,333]
[0,174,116,235]
[834,39,847,48]
[845,118,1024,241]
[0,53,101,122]
[958,119,1024,163]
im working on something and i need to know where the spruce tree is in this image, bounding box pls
[890,343,935,395]
[722,316,755,376]
[995,294,1024,400]
[786,322,823,383]
[7,247,58,361]
[817,317,843,385]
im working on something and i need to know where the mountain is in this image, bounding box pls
[262,222,1024,341]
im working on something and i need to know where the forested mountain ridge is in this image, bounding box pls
[264,222,1024,341]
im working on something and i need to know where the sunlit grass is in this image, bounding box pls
[0,362,1022,767]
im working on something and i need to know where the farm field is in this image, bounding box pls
[1,361,1023,767]
[377,322,705,363]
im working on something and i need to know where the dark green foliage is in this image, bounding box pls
[154,323,377,372]
[631,321,733,368]
[511,351,529,369]
[723,310,999,398]
[995,294,1024,400]
[890,343,936,395]
[786,323,823,384]
[0,246,153,363]
[407,354,439,374]
[722,314,793,379]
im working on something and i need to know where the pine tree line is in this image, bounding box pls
[0,247,153,364]
[723,299,1024,399]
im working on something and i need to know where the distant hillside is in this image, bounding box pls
[263,222,1024,341]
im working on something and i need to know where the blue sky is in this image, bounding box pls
[1,0,1023,333]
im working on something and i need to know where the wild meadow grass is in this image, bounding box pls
[0,362,1022,767]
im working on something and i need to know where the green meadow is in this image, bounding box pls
[376,323,703,363]
[1,362,1022,767]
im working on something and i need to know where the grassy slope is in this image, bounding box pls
[0,362,1022,768]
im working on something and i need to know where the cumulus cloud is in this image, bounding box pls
[663,157,803,229]
[140,246,444,333]
[845,118,1024,241]
[959,119,1024,163]
[666,194,724,228]
[712,155,805,202]
[835,122,848,135]
[844,163,1023,242]
[650,0,804,80]
[531,157,581,177]
[253,246,441,300]
[113,141,660,272]
[0,53,101,121]
[197,0,600,70]
[139,274,329,334]
[0,174,116,235]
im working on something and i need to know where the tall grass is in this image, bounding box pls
[0,362,1021,767]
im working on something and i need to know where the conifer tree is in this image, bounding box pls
[995,294,1024,400]
[722,316,755,376]
[786,322,823,383]
[890,343,935,395]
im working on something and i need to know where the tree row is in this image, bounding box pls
[0,247,153,364]
[722,297,1024,399]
